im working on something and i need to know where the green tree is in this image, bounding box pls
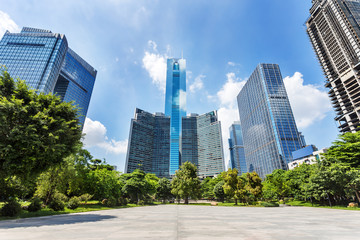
[245,172,263,202]
[213,181,225,202]
[156,178,172,203]
[325,131,360,168]
[263,169,290,202]
[171,162,201,204]
[0,70,81,200]
[234,176,247,204]
[346,169,360,202]
[222,168,239,205]
[122,169,155,204]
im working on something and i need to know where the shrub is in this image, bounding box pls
[101,199,108,205]
[28,198,43,212]
[261,202,279,207]
[54,192,68,202]
[118,197,128,206]
[49,199,65,211]
[67,197,80,210]
[106,197,117,207]
[138,200,145,206]
[79,193,93,204]
[279,199,284,204]
[348,202,359,208]
[1,200,22,217]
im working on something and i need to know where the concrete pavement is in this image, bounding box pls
[1,205,360,239]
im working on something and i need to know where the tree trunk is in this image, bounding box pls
[234,198,238,205]
[184,197,189,204]
[354,190,360,203]
[326,192,332,207]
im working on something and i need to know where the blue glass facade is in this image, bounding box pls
[165,58,186,175]
[237,64,305,178]
[228,122,247,175]
[0,27,96,127]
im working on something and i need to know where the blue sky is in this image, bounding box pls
[0,0,339,171]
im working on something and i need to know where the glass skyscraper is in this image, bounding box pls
[306,0,360,133]
[0,27,96,126]
[165,58,186,175]
[228,122,246,175]
[237,64,305,178]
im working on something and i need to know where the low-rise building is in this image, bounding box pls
[288,145,328,170]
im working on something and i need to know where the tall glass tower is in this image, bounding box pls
[237,64,305,178]
[0,27,96,127]
[228,122,246,175]
[306,0,360,133]
[165,58,186,175]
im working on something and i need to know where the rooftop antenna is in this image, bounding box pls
[181,49,183,59]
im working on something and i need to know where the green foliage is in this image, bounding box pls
[245,172,263,201]
[201,175,223,199]
[156,178,172,203]
[27,198,43,212]
[325,131,360,168]
[260,201,279,207]
[86,168,123,200]
[263,169,290,201]
[48,199,65,211]
[105,197,117,207]
[0,200,22,216]
[213,181,225,202]
[0,70,82,183]
[67,197,80,210]
[222,168,239,204]
[171,162,201,204]
[79,193,93,204]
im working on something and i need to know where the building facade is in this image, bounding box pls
[237,64,305,178]
[0,27,96,126]
[306,0,360,132]
[288,147,328,170]
[125,108,170,178]
[228,122,247,175]
[165,58,186,175]
[181,113,199,166]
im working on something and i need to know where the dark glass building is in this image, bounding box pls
[0,27,96,126]
[306,0,360,132]
[228,122,247,175]
[125,109,170,178]
[237,64,305,178]
[165,58,186,175]
[181,113,199,166]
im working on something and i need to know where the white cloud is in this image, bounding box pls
[0,11,19,37]
[82,117,128,154]
[147,40,157,51]
[142,51,167,93]
[228,61,236,66]
[210,73,246,166]
[283,72,332,129]
[189,74,205,93]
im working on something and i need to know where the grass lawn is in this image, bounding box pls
[286,200,360,211]
[0,201,142,221]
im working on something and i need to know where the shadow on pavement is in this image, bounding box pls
[0,213,116,229]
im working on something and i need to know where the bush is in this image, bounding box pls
[49,199,65,211]
[101,199,108,205]
[28,198,43,212]
[1,200,22,217]
[106,197,117,207]
[79,193,93,204]
[118,197,128,206]
[54,192,68,202]
[138,200,145,206]
[67,197,80,210]
[261,202,279,207]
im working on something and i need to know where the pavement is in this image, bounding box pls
[0,205,360,240]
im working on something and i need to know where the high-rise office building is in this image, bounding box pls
[197,111,224,178]
[125,108,170,178]
[228,122,247,175]
[0,27,96,126]
[181,113,199,166]
[165,58,186,175]
[237,64,305,178]
[306,0,360,132]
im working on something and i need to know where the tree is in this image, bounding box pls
[346,169,360,202]
[171,162,201,204]
[122,169,156,204]
[222,168,239,205]
[156,178,172,203]
[245,172,263,202]
[235,176,247,204]
[214,181,225,202]
[201,175,223,199]
[0,70,81,200]
[325,131,360,168]
[263,169,290,202]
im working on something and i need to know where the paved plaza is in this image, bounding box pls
[0,205,360,240]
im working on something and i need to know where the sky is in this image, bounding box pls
[0,0,339,171]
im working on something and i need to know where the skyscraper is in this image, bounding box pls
[228,122,247,175]
[237,64,305,178]
[125,108,170,178]
[0,27,96,126]
[165,58,186,175]
[196,111,224,178]
[306,0,360,132]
